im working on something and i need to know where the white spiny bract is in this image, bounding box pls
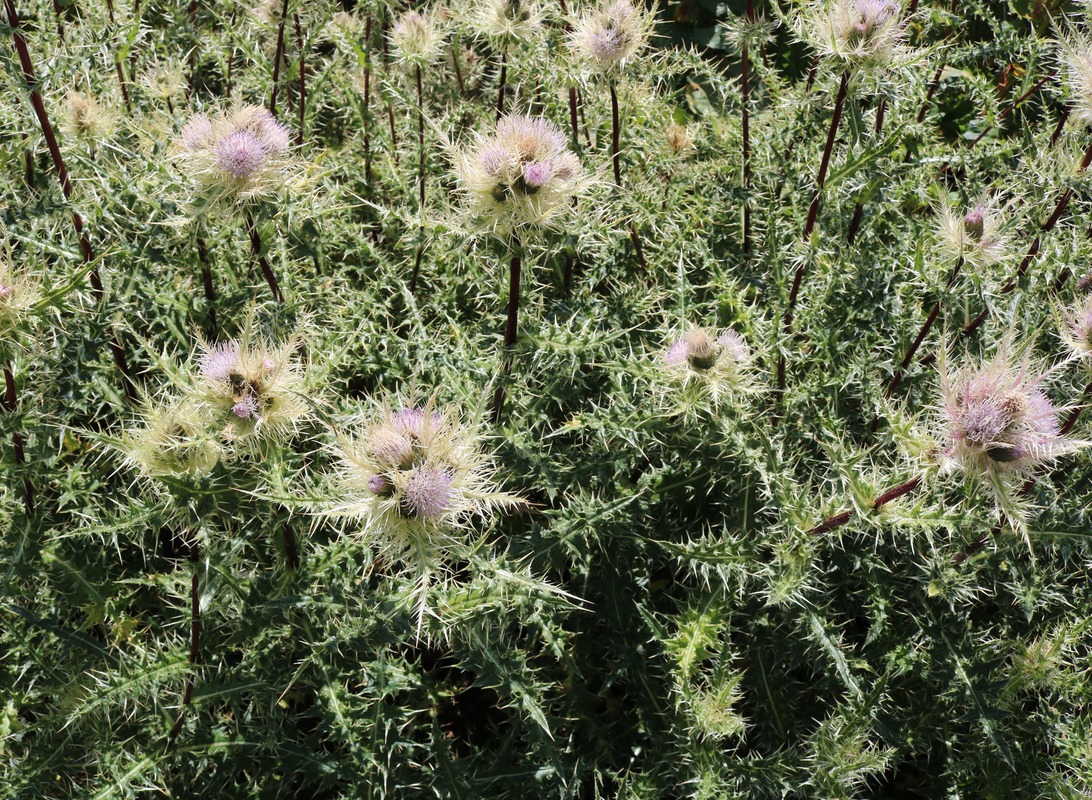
[62,91,115,141]
[176,105,292,203]
[390,8,447,68]
[663,327,750,402]
[1059,31,1092,128]
[470,0,541,43]
[1060,294,1092,360]
[936,195,1011,269]
[938,350,1086,486]
[194,333,307,445]
[569,0,652,74]
[452,113,584,235]
[806,0,907,70]
[120,397,222,482]
[323,400,520,616]
[0,257,38,339]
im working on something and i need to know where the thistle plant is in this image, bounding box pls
[9,1,1092,796]
[452,112,583,421]
[569,0,652,266]
[663,326,751,404]
[322,399,521,625]
[935,347,1089,544]
[176,104,295,302]
[0,254,38,516]
[469,0,542,118]
[390,7,447,291]
[194,332,308,448]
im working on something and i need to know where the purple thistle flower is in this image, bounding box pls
[401,465,456,521]
[0,285,12,300]
[233,395,260,419]
[963,207,986,240]
[391,406,444,438]
[253,115,290,157]
[367,473,392,496]
[941,353,1079,478]
[588,27,626,61]
[479,144,511,178]
[199,342,241,382]
[520,161,554,191]
[216,130,269,180]
[716,330,750,364]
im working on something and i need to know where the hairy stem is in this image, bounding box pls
[741,1,752,253]
[808,475,923,535]
[245,212,284,303]
[969,69,1055,148]
[196,237,218,339]
[496,48,508,120]
[269,0,291,114]
[847,96,886,244]
[491,251,522,424]
[885,258,963,400]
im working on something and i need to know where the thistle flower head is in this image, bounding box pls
[141,62,186,102]
[390,8,446,68]
[809,0,907,69]
[0,257,39,339]
[938,350,1085,483]
[664,327,751,402]
[472,0,541,42]
[323,398,521,615]
[176,105,293,203]
[121,397,222,482]
[569,0,651,74]
[1060,31,1092,128]
[936,195,1011,269]
[194,333,307,445]
[1060,294,1092,360]
[62,92,115,141]
[453,113,584,236]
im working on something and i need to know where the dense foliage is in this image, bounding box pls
[4,0,1092,797]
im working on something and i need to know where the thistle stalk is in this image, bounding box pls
[5,0,135,401]
[808,475,922,535]
[105,0,132,113]
[609,83,647,269]
[496,49,508,120]
[196,237,218,339]
[969,69,1055,148]
[778,70,852,393]
[884,258,963,400]
[269,0,291,114]
[492,247,523,424]
[244,211,284,303]
[846,96,886,244]
[410,64,427,293]
[364,14,373,185]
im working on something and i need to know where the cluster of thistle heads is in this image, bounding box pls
[25,0,1092,571]
[124,331,308,480]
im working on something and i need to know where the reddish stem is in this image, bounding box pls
[6,0,134,400]
[269,0,291,114]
